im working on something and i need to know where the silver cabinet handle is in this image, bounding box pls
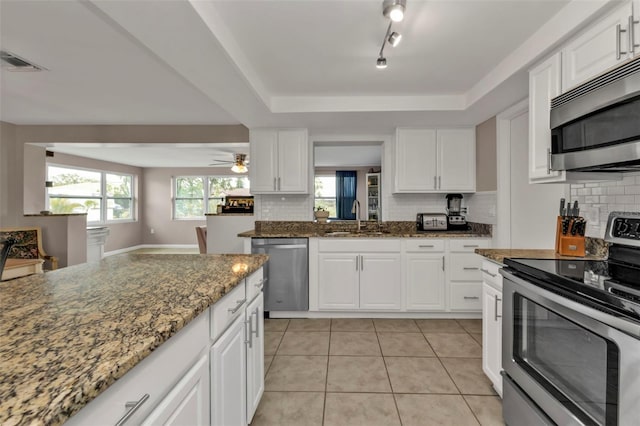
[442,256,445,271]
[355,255,359,271]
[463,267,479,270]
[630,15,640,54]
[617,23,628,59]
[245,317,253,348]
[277,177,281,191]
[463,244,479,248]
[228,298,247,314]
[463,296,480,300]
[115,394,149,426]
[546,148,552,175]
[494,295,502,321]
[433,176,437,189]
[438,176,441,189]
[360,255,364,271]
[253,307,260,338]
[418,244,435,248]
[481,268,497,277]
[273,177,277,191]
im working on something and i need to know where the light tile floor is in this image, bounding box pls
[253,318,504,426]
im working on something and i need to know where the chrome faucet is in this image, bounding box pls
[351,200,361,233]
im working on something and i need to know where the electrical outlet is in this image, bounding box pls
[150,228,155,234]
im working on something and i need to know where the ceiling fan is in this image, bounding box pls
[209,153,249,173]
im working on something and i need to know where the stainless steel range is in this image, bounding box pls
[501,211,640,426]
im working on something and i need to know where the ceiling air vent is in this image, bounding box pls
[1,50,46,71]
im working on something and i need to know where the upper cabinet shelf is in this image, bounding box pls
[249,129,309,194]
[393,128,476,193]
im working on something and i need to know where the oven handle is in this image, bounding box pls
[501,269,640,338]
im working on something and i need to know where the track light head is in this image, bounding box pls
[388,32,402,47]
[383,0,406,22]
[376,57,387,69]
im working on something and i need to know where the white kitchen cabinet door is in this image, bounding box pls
[250,129,279,193]
[246,292,264,424]
[562,2,633,91]
[359,253,402,310]
[482,282,503,397]
[277,129,308,193]
[437,128,476,192]
[529,53,565,183]
[394,128,437,192]
[405,254,445,311]
[142,354,210,426]
[318,254,359,310]
[211,315,247,426]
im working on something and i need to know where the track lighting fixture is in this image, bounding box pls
[375,1,406,68]
[383,0,406,22]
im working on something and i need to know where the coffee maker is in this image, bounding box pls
[445,194,468,230]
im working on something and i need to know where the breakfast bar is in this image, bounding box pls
[0,253,268,426]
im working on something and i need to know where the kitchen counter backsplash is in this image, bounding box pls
[252,220,492,236]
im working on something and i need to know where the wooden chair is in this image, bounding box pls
[195,226,207,254]
[0,227,59,270]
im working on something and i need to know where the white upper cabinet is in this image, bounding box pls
[394,128,475,193]
[437,128,476,192]
[528,53,565,183]
[562,1,635,91]
[249,129,309,194]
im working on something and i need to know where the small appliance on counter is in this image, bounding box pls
[416,213,447,231]
[219,196,254,214]
[445,194,469,230]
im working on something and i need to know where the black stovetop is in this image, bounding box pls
[504,256,640,323]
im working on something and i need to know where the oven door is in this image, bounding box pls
[502,270,640,426]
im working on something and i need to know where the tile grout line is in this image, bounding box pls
[376,320,405,426]
[321,319,332,426]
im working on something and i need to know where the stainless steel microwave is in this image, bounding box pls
[550,57,640,173]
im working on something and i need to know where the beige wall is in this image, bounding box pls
[0,122,18,226]
[475,116,497,191]
[142,166,244,245]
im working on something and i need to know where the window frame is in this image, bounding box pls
[46,164,136,225]
[314,173,338,219]
[172,175,250,220]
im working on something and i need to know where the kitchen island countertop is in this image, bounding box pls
[0,253,268,426]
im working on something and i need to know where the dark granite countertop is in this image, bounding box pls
[0,253,268,426]
[238,229,491,238]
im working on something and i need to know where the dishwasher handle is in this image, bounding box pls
[251,244,308,249]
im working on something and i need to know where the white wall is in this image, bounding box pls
[570,172,640,238]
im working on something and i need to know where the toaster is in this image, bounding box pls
[416,213,448,231]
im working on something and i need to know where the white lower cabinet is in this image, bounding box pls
[142,354,210,426]
[317,242,401,311]
[211,314,247,426]
[404,240,446,311]
[447,240,490,311]
[246,292,264,423]
[481,260,503,397]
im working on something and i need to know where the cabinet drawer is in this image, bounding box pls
[211,281,247,342]
[449,282,482,311]
[449,253,483,281]
[66,311,209,426]
[449,239,490,252]
[404,239,445,252]
[246,268,265,302]
[481,260,503,290]
[318,239,401,253]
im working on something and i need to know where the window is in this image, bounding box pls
[47,165,135,224]
[173,176,250,219]
[314,175,337,218]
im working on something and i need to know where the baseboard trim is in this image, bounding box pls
[104,244,198,257]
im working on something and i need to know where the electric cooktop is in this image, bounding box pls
[504,211,640,324]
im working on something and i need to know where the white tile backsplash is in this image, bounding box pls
[465,191,497,225]
[254,194,313,221]
[570,172,640,238]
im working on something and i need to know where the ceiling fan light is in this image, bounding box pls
[231,163,247,173]
[388,31,402,47]
[383,0,406,22]
[376,57,387,69]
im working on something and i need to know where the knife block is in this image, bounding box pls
[555,216,586,257]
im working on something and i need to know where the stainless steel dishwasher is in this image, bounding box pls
[251,238,308,311]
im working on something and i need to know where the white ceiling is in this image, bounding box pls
[1,0,612,166]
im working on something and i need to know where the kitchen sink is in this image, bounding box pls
[323,231,387,236]
[323,231,352,236]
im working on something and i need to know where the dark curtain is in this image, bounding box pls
[336,171,357,220]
